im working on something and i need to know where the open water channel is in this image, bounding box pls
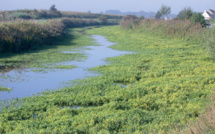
[0,35,132,101]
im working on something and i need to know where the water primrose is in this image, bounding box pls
[0,86,11,91]
[0,25,215,133]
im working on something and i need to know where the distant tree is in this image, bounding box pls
[159,5,171,18]
[49,5,62,18]
[49,5,57,13]
[177,7,193,20]
[99,15,108,24]
[155,11,162,20]
[190,13,206,27]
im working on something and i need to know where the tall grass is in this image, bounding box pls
[120,18,204,41]
[205,23,215,59]
[0,18,108,53]
[0,19,65,53]
[0,10,123,21]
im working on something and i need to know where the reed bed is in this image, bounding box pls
[120,18,204,41]
[0,18,102,53]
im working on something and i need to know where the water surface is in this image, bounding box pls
[0,35,131,101]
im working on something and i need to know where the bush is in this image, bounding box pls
[190,13,206,27]
[177,7,193,20]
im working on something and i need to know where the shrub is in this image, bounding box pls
[190,13,206,27]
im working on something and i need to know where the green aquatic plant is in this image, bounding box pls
[0,86,11,91]
[0,25,215,133]
[54,65,77,69]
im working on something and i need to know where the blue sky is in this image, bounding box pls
[0,0,214,14]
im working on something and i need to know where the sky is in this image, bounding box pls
[0,0,214,14]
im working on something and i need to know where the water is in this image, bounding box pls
[0,35,132,101]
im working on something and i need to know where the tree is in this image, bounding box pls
[159,5,171,17]
[190,13,206,27]
[155,11,162,20]
[49,5,57,13]
[49,5,62,18]
[177,7,193,20]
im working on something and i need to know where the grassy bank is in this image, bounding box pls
[0,25,214,133]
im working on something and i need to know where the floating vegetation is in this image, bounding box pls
[0,25,215,133]
[54,65,77,69]
[0,86,11,91]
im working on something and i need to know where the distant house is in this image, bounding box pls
[202,9,215,20]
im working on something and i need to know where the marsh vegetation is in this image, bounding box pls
[1,12,215,133]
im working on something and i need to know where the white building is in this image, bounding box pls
[202,9,215,20]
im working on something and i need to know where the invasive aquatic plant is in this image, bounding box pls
[0,86,11,91]
[0,25,215,133]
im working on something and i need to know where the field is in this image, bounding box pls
[0,24,215,133]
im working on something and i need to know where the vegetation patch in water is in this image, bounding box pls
[0,86,11,91]
[54,65,77,69]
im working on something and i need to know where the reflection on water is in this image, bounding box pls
[0,35,132,101]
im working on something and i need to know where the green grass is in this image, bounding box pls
[0,25,215,133]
